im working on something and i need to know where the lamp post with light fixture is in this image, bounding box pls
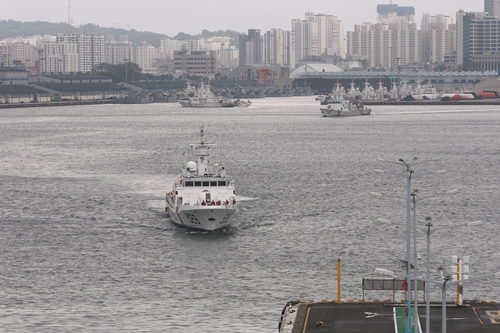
[372,156,449,333]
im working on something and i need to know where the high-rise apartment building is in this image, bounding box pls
[263,29,290,67]
[291,18,318,68]
[56,33,105,73]
[39,41,79,73]
[290,13,344,68]
[347,23,420,69]
[106,42,132,65]
[132,44,155,73]
[239,29,262,66]
[421,13,453,30]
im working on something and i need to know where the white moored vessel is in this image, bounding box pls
[165,125,237,231]
[320,96,372,117]
[178,82,240,108]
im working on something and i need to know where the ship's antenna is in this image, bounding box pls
[200,124,205,144]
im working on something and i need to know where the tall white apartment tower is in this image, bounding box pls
[303,13,345,57]
[56,33,105,72]
[291,18,318,68]
[132,44,155,72]
[346,23,420,69]
[263,29,290,67]
[39,41,79,73]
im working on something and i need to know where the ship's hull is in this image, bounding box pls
[178,99,235,108]
[166,194,236,231]
[167,203,236,231]
[320,104,372,117]
[321,109,371,117]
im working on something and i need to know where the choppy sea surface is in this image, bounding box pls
[1,97,499,332]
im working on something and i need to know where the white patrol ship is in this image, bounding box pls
[165,125,237,231]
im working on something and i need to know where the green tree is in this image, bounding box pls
[457,61,482,72]
[433,64,448,72]
[94,62,142,83]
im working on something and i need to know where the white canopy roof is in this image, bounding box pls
[290,64,342,79]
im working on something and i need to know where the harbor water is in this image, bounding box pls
[1,97,499,332]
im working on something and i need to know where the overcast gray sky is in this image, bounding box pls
[2,0,484,36]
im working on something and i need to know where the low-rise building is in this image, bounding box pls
[0,66,29,85]
[31,73,113,84]
[0,84,50,103]
[33,82,126,101]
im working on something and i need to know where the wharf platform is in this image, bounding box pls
[0,100,112,109]
[279,300,500,333]
[363,99,500,106]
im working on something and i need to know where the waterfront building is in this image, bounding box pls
[0,66,29,85]
[293,69,497,93]
[33,73,112,84]
[456,10,500,70]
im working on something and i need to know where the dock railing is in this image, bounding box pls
[362,278,425,303]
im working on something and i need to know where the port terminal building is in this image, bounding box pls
[291,67,499,93]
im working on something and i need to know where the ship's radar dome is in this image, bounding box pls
[186,161,197,171]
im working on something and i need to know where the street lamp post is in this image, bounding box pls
[375,265,500,333]
[373,157,417,333]
[415,218,481,333]
[428,268,500,333]
[373,156,445,333]
[124,58,129,84]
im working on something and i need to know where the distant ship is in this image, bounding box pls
[178,82,249,108]
[320,96,372,117]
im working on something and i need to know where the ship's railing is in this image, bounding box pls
[182,199,237,209]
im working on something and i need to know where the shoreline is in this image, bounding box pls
[3,97,500,109]
[0,100,113,109]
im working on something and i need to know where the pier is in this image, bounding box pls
[280,300,500,333]
[0,99,112,109]
[363,99,500,106]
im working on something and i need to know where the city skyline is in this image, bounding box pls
[2,0,484,36]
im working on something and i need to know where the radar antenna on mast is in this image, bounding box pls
[67,0,72,25]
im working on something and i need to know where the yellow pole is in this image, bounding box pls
[337,259,341,303]
[455,260,460,305]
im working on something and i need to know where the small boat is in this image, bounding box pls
[165,125,237,231]
[234,99,251,108]
[320,96,372,117]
